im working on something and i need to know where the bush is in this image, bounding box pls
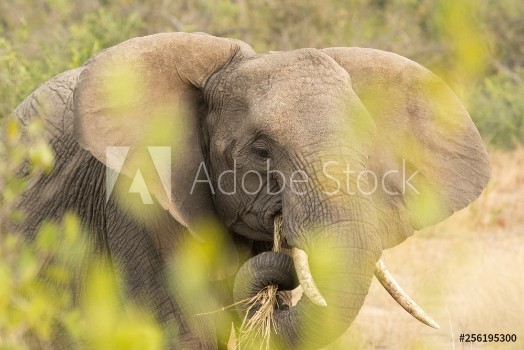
[471,68,524,149]
[0,2,144,119]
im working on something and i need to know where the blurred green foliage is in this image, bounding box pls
[0,217,163,349]
[0,118,163,348]
[471,67,524,149]
[1,0,523,347]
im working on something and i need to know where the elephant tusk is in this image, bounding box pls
[291,248,328,307]
[374,259,440,329]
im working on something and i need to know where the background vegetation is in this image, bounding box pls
[1,0,523,349]
[2,0,524,149]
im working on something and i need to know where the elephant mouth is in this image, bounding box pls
[230,206,282,242]
[231,221,273,241]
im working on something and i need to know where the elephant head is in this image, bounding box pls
[73,33,490,348]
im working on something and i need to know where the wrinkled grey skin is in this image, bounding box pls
[8,33,490,349]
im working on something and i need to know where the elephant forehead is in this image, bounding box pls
[252,82,350,132]
[230,48,351,93]
[220,49,356,137]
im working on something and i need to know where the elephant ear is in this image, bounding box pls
[73,33,253,237]
[74,33,255,278]
[322,47,490,249]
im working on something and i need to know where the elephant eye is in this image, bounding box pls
[253,146,270,159]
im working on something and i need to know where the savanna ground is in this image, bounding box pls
[1,1,524,349]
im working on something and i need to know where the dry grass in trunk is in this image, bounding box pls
[237,215,287,350]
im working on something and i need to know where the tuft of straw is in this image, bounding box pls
[237,215,285,350]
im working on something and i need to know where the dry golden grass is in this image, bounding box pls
[236,215,285,350]
[333,148,524,349]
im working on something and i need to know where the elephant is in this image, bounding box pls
[6,32,490,349]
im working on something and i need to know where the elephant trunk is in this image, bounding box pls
[234,193,381,349]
